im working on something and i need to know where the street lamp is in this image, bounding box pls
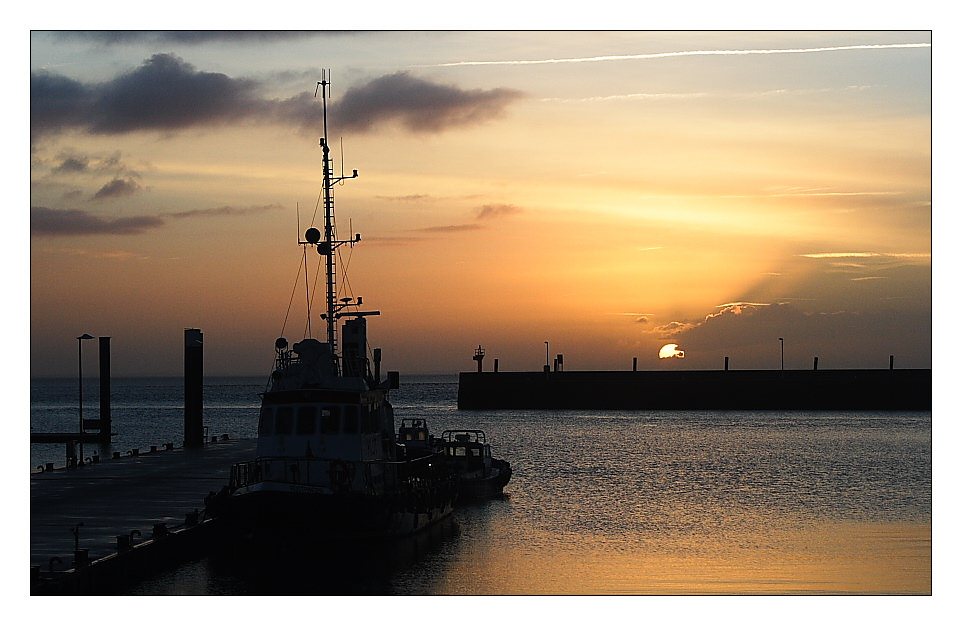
[778,337,784,371]
[77,334,94,467]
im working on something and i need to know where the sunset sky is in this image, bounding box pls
[28,29,933,377]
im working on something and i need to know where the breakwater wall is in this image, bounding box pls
[457,369,931,410]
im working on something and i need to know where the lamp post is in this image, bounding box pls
[779,337,784,371]
[77,334,94,466]
[545,341,549,370]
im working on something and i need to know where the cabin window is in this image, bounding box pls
[258,407,273,436]
[275,407,294,435]
[361,405,378,434]
[320,407,340,435]
[470,448,481,457]
[296,406,317,435]
[454,447,466,457]
[343,405,359,434]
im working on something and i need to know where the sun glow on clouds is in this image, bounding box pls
[659,343,685,359]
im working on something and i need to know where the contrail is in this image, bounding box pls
[430,43,930,67]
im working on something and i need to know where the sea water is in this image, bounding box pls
[30,375,931,594]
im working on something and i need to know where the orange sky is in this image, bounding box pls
[28,30,932,377]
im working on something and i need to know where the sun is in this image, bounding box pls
[659,343,685,359]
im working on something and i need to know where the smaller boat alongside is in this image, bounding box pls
[397,419,512,501]
[436,430,512,502]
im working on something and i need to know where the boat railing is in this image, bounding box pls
[229,453,446,495]
[440,429,486,444]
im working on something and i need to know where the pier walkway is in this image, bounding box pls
[30,438,256,571]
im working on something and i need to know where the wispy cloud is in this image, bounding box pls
[166,204,284,219]
[798,252,930,259]
[430,43,930,68]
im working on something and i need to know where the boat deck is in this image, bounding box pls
[30,438,255,570]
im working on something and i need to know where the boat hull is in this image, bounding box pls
[213,480,456,541]
[457,459,512,502]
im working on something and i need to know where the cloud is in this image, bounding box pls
[476,203,522,220]
[651,321,696,336]
[31,206,164,236]
[92,177,141,200]
[32,53,264,139]
[166,204,284,219]
[91,54,263,134]
[653,302,930,369]
[52,156,90,174]
[53,31,326,45]
[32,61,524,141]
[431,43,930,67]
[416,223,482,233]
[329,72,524,133]
[31,203,286,237]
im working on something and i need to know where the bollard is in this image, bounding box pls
[113,451,121,459]
[45,462,54,472]
[150,445,158,453]
[186,510,199,526]
[116,534,131,551]
[152,522,168,540]
[74,548,89,568]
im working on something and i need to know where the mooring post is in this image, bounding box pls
[184,329,204,448]
[99,336,111,440]
[890,354,894,370]
[633,357,638,372]
[814,356,818,370]
[725,356,729,371]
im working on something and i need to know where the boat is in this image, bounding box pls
[207,73,458,540]
[436,430,511,501]
[396,418,511,501]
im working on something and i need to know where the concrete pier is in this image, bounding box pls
[457,368,932,410]
[31,437,255,593]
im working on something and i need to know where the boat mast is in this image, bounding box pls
[313,71,359,372]
[319,73,337,358]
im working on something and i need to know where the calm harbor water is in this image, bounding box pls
[30,375,931,595]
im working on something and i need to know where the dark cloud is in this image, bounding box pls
[52,156,89,175]
[661,302,931,369]
[31,202,285,237]
[53,31,333,45]
[329,72,524,133]
[90,54,263,134]
[31,206,164,236]
[31,61,524,141]
[31,54,264,139]
[476,203,522,220]
[92,177,141,200]
[30,71,90,140]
